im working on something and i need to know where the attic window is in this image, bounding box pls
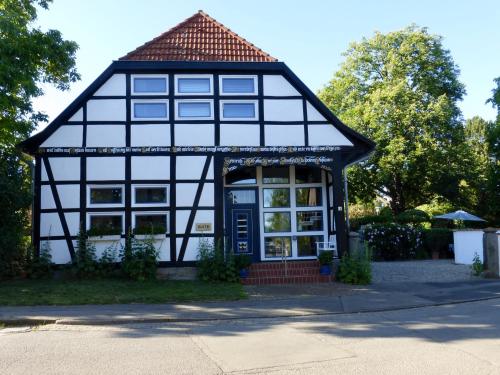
[132,100,169,120]
[220,76,257,95]
[176,75,213,95]
[220,101,258,120]
[176,100,213,119]
[132,75,168,94]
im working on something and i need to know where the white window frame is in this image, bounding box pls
[220,100,259,121]
[219,75,258,96]
[132,211,169,234]
[132,184,169,207]
[131,74,169,95]
[87,185,125,208]
[175,99,214,120]
[175,74,213,96]
[86,212,125,235]
[131,99,169,121]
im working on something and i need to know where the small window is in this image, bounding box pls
[297,235,323,257]
[262,167,289,184]
[89,215,123,235]
[221,77,256,94]
[90,187,122,205]
[133,77,167,94]
[227,190,256,204]
[296,211,323,232]
[221,102,257,119]
[264,237,291,258]
[264,212,291,233]
[176,76,212,94]
[133,101,168,119]
[226,167,256,185]
[295,167,322,184]
[176,101,212,119]
[263,188,290,208]
[134,214,167,235]
[134,186,167,205]
[296,187,322,207]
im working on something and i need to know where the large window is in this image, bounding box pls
[133,186,168,206]
[262,167,289,184]
[226,167,256,185]
[176,75,212,95]
[297,235,323,257]
[220,76,257,95]
[296,187,322,207]
[132,101,168,120]
[263,188,290,208]
[264,212,291,233]
[176,100,212,119]
[133,76,168,94]
[264,237,291,258]
[88,214,123,236]
[134,213,167,235]
[220,101,257,120]
[295,166,322,184]
[296,211,324,232]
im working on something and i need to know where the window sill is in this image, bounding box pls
[88,235,122,242]
[134,234,166,240]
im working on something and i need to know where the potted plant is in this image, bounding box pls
[318,251,334,275]
[234,254,252,278]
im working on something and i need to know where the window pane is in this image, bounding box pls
[222,103,255,118]
[134,78,166,93]
[135,187,167,204]
[295,166,322,184]
[135,214,167,233]
[262,167,289,184]
[264,237,291,258]
[178,102,211,117]
[222,78,255,93]
[264,212,291,233]
[297,235,323,257]
[226,167,256,185]
[263,188,290,208]
[89,215,122,235]
[296,211,324,231]
[134,103,167,118]
[227,190,256,204]
[90,188,122,204]
[296,187,322,207]
[178,78,211,93]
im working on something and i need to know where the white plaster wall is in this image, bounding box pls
[177,237,213,261]
[41,186,56,209]
[65,212,80,236]
[92,239,125,260]
[68,108,83,122]
[175,124,214,146]
[131,124,171,147]
[176,156,208,180]
[87,157,125,180]
[42,239,73,264]
[40,125,83,148]
[264,99,303,121]
[308,124,353,146]
[42,158,80,181]
[93,74,126,96]
[40,213,63,236]
[86,125,126,147]
[175,183,197,207]
[131,156,170,180]
[176,210,214,234]
[263,75,299,96]
[41,184,79,209]
[264,125,305,146]
[87,99,126,121]
[454,230,484,265]
[200,183,214,206]
[306,102,327,121]
[220,124,260,146]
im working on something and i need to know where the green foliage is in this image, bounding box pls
[72,230,99,278]
[318,250,334,265]
[395,209,430,226]
[196,239,239,282]
[233,254,252,270]
[416,199,455,218]
[471,252,483,277]
[319,25,467,214]
[26,241,53,279]
[423,228,452,256]
[133,224,167,235]
[364,224,423,260]
[86,226,122,237]
[97,244,118,275]
[337,249,372,285]
[120,231,159,282]
[350,213,392,231]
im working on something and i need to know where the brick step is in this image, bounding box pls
[249,261,320,271]
[248,269,321,277]
[241,275,332,285]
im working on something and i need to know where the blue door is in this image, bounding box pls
[225,188,260,262]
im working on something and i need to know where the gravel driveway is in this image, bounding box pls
[371,259,476,284]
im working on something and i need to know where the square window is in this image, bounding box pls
[262,167,289,184]
[177,101,212,118]
[296,211,323,232]
[90,187,122,204]
[177,77,212,94]
[133,102,168,119]
[264,212,291,233]
[297,235,323,257]
[221,77,256,94]
[295,166,322,184]
[134,214,167,234]
[89,215,123,235]
[296,187,322,207]
[221,102,257,119]
[133,77,167,93]
[264,237,291,258]
[263,188,290,208]
[134,187,167,205]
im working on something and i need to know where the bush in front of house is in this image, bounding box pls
[72,229,99,278]
[422,228,453,259]
[363,223,423,261]
[26,242,54,279]
[350,213,393,231]
[197,239,239,282]
[337,249,372,285]
[120,232,159,281]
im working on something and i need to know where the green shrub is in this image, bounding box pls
[120,232,159,281]
[233,254,252,270]
[350,214,392,231]
[363,224,423,260]
[72,230,99,278]
[423,228,452,257]
[26,242,53,279]
[133,224,167,235]
[337,249,372,285]
[318,250,334,265]
[471,252,483,276]
[395,209,430,226]
[97,244,119,276]
[197,239,239,282]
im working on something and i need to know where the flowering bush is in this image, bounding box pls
[363,224,423,260]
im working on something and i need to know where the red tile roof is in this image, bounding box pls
[120,11,277,62]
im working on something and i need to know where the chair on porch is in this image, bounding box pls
[316,235,338,259]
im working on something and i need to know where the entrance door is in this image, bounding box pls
[225,188,260,262]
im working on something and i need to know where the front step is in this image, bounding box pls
[241,260,334,285]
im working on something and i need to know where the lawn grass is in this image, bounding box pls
[0,279,247,306]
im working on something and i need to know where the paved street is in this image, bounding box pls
[2,298,500,374]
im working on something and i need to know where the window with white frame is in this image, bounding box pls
[176,100,213,120]
[220,76,257,95]
[132,100,168,120]
[133,212,168,235]
[175,75,213,95]
[132,185,168,206]
[220,100,258,120]
[87,186,124,207]
[132,75,168,94]
[88,213,124,236]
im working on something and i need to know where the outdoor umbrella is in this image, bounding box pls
[434,210,486,221]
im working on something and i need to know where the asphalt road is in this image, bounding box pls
[2,298,500,374]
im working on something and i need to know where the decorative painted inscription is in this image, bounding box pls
[222,156,334,175]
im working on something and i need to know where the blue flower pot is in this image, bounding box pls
[319,265,332,276]
[239,268,249,278]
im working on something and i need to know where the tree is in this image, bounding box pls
[318,25,466,214]
[0,0,79,277]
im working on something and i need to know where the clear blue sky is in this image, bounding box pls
[33,0,500,130]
